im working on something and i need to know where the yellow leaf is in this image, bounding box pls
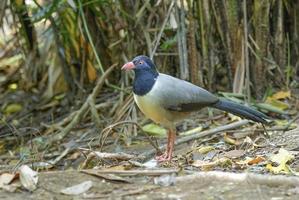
[271,91,291,100]
[265,97,289,110]
[270,148,294,164]
[54,93,66,100]
[267,149,294,174]
[266,163,291,174]
[192,157,232,168]
[275,120,289,126]
[8,83,18,90]
[107,165,126,171]
[228,113,241,121]
[196,146,214,154]
[223,133,237,145]
[181,126,202,135]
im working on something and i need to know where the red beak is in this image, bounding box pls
[121,62,135,71]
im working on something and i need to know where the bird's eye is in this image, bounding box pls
[139,61,143,65]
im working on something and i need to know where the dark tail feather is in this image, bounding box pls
[213,99,270,124]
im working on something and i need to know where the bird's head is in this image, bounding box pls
[121,55,157,74]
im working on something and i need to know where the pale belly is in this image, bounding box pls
[133,94,188,128]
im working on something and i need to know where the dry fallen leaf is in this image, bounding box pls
[236,156,265,165]
[0,173,16,186]
[61,180,93,195]
[266,149,294,174]
[223,133,238,145]
[192,160,211,168]
[181,126,203,136]
[270,149,294,164]
[247,156,265,165]
[192,157,231,168]
[19,165,38,191]
[0,173,19,192]
[196,146,215,154]
[224,150,245,159]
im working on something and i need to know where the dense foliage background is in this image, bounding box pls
[1,0,298,100]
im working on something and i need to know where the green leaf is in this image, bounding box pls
[3,103,23,115]
[161,36,177,51]
[142,123,167,136]
[255,103,288,115]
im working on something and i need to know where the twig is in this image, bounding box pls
[79,148,136,160]
[140,120,249,160]
[49,147,71,166]
[42,101,113,131]
[89,99,102,129]
[79,147,138,169]
[176,171,299,187]
[47,64,117,145]
[283,113,299,132]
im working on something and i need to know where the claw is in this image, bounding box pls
[155,152,171,162]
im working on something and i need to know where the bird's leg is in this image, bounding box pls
[155,129,176,162]
[155,131,171,161]
[166,130,171,155]
[166,130,176,160]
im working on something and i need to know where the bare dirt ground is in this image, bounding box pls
[1,170,299,200]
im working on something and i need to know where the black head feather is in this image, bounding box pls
[131,55,159,96]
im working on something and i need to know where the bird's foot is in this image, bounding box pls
[155,152,172,162]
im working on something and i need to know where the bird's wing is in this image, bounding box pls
[151,73,219,112]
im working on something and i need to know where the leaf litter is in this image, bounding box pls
[1,75,299,199]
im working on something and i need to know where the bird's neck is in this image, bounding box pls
[133,70,158,96]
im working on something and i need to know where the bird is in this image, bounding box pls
[122,55,270,162]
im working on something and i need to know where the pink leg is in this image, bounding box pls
[155,129,176,162]
[155,131,171,160]
[167,131,176,160]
